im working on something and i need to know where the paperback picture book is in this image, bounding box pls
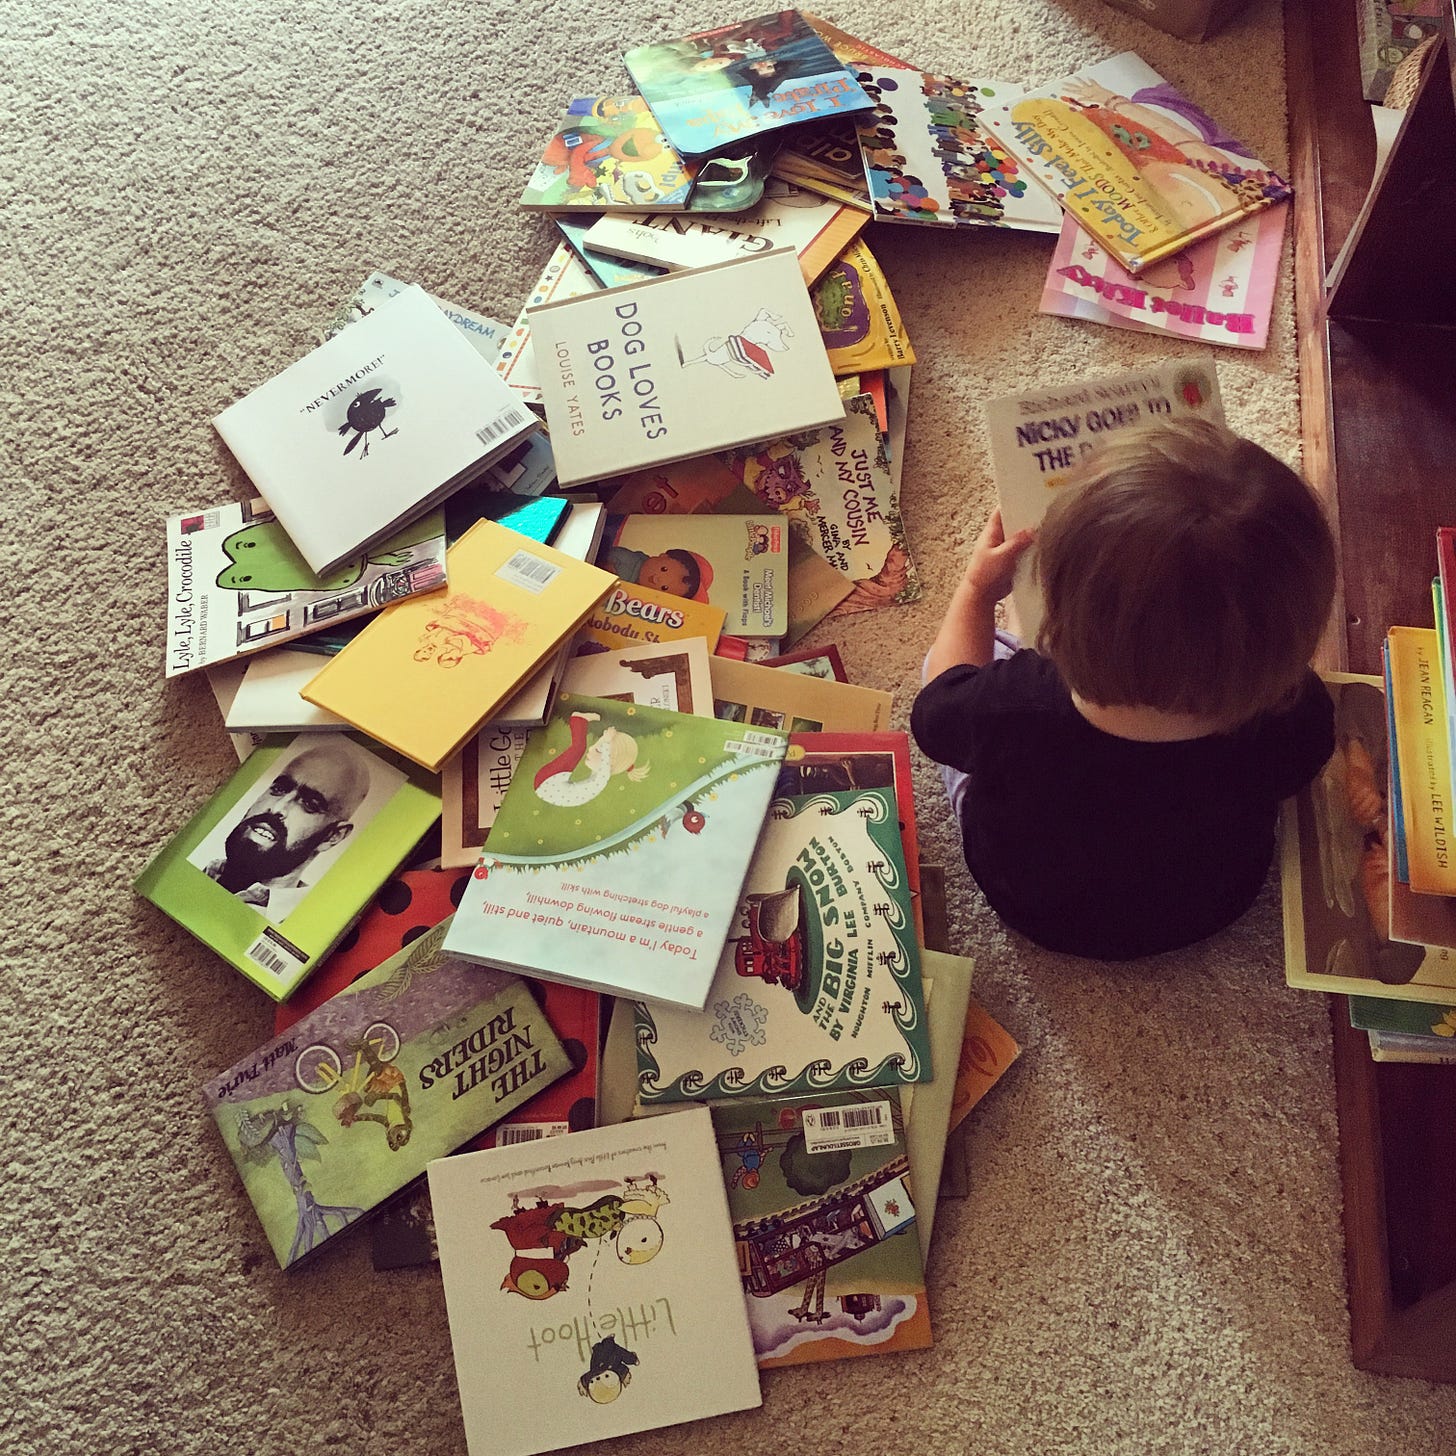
[635,785,931,1104]
[986,359,1224,641]
[712,1087,932,1366]
[1040,203,1287,350]
[164,500,447,679]
[213,286,539,576]
[1386,626,1456,895]
[852,68,1062,233]
[520,95,695,211]
[135,732,442,1001]
[299,519,616,772]
[573,579,727,655]
[622,9,875,160]
[812,238,916,374]
[226,649,347,734]
[322,269,510,363]
[202,920,570,1269]
[1350,993,1456,1040]
[982,51,1293,274]
[528,247,846,488]
[1280,672,1456,1005]
[442,693,787,1010]
[427,1105,761,1456]
[495,243,602,404]
[607,512,788,638]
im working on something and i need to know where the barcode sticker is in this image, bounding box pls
[243,927,308,987]
[476,407,531,447]
[801,1100,894,1154]
[725,738,783,761]
[496,549,560,595]
[497,1121,571,1146]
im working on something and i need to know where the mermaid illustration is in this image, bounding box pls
[532,712,650,808]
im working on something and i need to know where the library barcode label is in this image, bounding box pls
[497,549,560,594]
[802,1100,894,1154]
[726,738,784,761]
[243,928,308,986]
[497,1122,570,1146]
[476,408,530,447]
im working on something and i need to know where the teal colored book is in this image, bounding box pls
[442,692,787,1010]
[202,920,571,1269]
[135,732,441,1001]
[636,785,930,1104]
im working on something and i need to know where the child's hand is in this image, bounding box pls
[964,508,1036,603]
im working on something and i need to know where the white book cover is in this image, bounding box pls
[529,247,846,487]
[322,269,510,361]
[213,286,538,575]
[427,1106,761,1456]
[225,648,347,733]
[581,214,745,272]
[985,359,1224,642]
[494,244,602,404]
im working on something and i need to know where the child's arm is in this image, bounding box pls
[924,509,1036,680]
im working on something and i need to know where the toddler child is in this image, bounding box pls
[911,417,1337,959]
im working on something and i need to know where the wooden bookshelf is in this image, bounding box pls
[1287,0,1456,1381]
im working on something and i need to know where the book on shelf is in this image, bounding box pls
[213,286,539,577]
[135,731,441,1002]
[164,500,447,679]
[322,269,511,362]
[1437,528,1456,784]
[1279,672,1456,1005]
[299,519,616,773]
[622,9,874,159]
[852,68,1062,233]
[1368,1027,1456,1063]
[1349,992,1456,1039]
[528,247,846,488]
[202,918,570,1270]
[635,784,931,1105]
[443,692,787,1010]
[981,51,1292,275]
[520,95,696,211]
[1040,202,1288,351]
[985,359,1224,643]
[711,1086,933,1366]
[1386,625,1456,896]
[427,1105,761,1456]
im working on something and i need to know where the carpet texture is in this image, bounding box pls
[6,0,1456,1451]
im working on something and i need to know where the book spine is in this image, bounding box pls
[1387,626,1456,894]
[1383,638,1409,883]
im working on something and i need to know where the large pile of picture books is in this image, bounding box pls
[139,12,1299,1454]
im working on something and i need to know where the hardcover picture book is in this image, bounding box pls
[495,243,602,404]
[573,579,727,655]
[520,95,695,211]
[226,649,347,733]
[442,692,788,1010]
[202,919,571,1269]
[163,500,447,679]
[299,519,616,772]
[607,512,788,638]
[982,51,1293,274]
[213,286,539,576]
[712,1087,932,1367]
[427,1105,761,1456]
[635,785,931,1104]
[623,9,875,159]
[135,732,441,1001]
[852,68,1062,233]
[528,247,846,488]
[709,657,893,734]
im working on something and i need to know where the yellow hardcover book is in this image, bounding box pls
[301,519,615,772]
[573,579,726,653]
[1388,626,1456,895]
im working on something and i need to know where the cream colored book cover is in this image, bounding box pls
[300,520,615,772]
[1387,626,1456,895]
[708,655,892,733]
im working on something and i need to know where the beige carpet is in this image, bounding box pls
[7,0,1455,1451]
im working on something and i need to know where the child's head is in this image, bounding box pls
[1034,418,1336,727]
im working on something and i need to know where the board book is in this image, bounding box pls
[635,784,930,1104]
[443,692,787,1010]
[135,732,441,1001]
[527,247,846,488]
[299,519,616,772]
[164,500,447,679]
[982,51,1293,275]
[623,9,874,160]
[573,579,727,656]
[202,919,570,1269]
[213,286,539,576]
[427,1105,761,1455]
[712,1087,932,1366]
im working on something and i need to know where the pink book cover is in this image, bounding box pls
[1039,200,1287,351]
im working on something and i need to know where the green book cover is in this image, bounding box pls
[1348,994,1456,1039]
[135,732,441,1001]
[636,785,931,1102]
[203,919,570,1269]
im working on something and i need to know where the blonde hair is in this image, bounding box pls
[1034,417,1336,727]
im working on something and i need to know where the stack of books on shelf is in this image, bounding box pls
[137,9,1312,1452]
[1280,525,1456,1066]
